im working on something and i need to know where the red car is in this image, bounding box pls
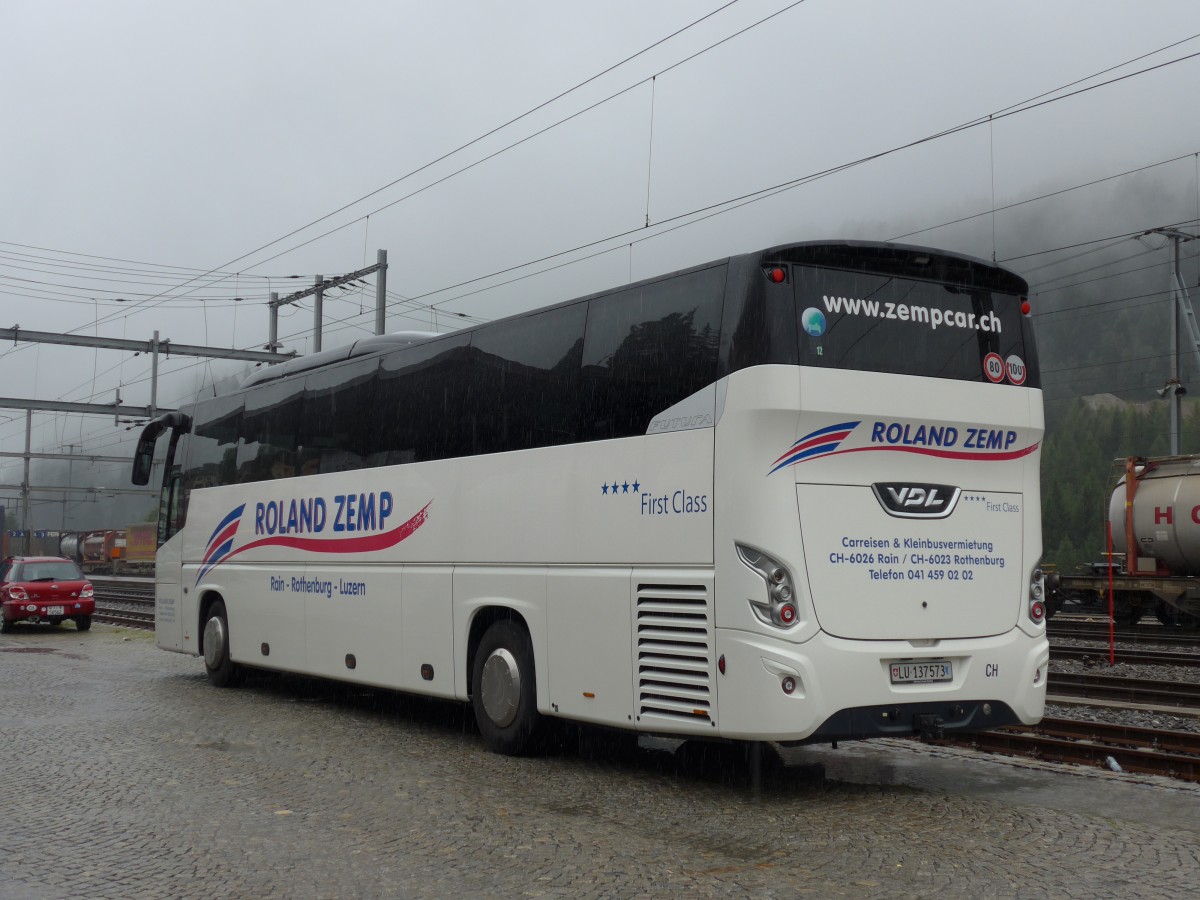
[0,556,95,633]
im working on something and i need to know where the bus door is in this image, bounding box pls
[132,412,191,651]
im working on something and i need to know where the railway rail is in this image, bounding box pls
[1048,671,1200,707]
[1050,645,1200,667]
[91,577,154,629]
[1048,620,1200,648]
[938,716,1200,783]
[94,604,154,629]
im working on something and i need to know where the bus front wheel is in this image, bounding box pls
[471,619,541,755]
[203,600,241,688]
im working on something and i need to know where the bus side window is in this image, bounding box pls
[302,356,381,473]
[238,378,304,482]
[580,265,725,441]
[181,394,244,493]
[375,334,472,463]
[467,303,585,454]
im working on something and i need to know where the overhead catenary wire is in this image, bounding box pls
[46,0,765,337]
[6,15,1195,358]
[5,18,1200,455]
[1031,250,1199,295]
[61,7,1200,335]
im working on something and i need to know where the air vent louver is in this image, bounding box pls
[636,583,713,727]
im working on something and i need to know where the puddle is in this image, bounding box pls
[0,647,59,654]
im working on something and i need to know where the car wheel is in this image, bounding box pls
[0,617,13,634]
[471,619,542,755]
[49,618,64,627]
[75,615,92,632]
[203,600,241,688]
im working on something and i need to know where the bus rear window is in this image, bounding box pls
[793,266,1039,387]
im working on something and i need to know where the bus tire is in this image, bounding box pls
[471,619,541,755]
[203,600,241,688]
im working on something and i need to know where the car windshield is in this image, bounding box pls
[13,561,84,582]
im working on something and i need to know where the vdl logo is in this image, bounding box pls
[801,307,826,337]
[871,482,961,519]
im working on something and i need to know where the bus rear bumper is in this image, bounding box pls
[713,627,1049,743]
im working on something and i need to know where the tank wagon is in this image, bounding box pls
[1047,455,1200,626]
[57,525,156,575]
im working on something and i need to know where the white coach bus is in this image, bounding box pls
[132,240,1048,755]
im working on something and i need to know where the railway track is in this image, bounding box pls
[1048,671,1200,707]
[94,604,154,628]
[1050,645,1200,667]
[1048,620,1200,647]
[938,716,1200,782]
[91,577,154,629]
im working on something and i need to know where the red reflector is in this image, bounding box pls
[718,654,726,675]
[780,604,796,624]
[769,267,786,283]
[781,676,796,695]
[1021,299,1031,315]
[1031,601,1045,622]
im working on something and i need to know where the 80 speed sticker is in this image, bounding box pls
[983,352,1005,383]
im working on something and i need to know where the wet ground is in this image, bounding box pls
[3,624,1199,898]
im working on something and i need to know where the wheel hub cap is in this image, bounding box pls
[480,648,521,727]
[203,615,227,670]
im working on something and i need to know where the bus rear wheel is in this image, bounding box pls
[203,600,241,688]
[471,619,541,755]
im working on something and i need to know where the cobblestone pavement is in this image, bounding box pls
[3,626,1199,899]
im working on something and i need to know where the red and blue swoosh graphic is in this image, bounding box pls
[769,422,1039,474]
[197,501,431,582]
[769,421,861,473]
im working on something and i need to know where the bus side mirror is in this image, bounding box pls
[130,411,191,486]
[132,438,155,486]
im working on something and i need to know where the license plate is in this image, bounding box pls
[890,660,952,684]
[45,606,65,616]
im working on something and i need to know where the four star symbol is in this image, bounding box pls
[601,479,641,495]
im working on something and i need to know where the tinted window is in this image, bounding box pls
[301,357,380,474]
[580,265,725,440]
[374,334,472,463]
[181,395,243,492]
[719,256,799,376]
[468,304,586,454]
[236,378,305,481]
[793,266,1040,387]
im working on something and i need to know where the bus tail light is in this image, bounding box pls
[1028,566,1045,624]
[736,543,800,629]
